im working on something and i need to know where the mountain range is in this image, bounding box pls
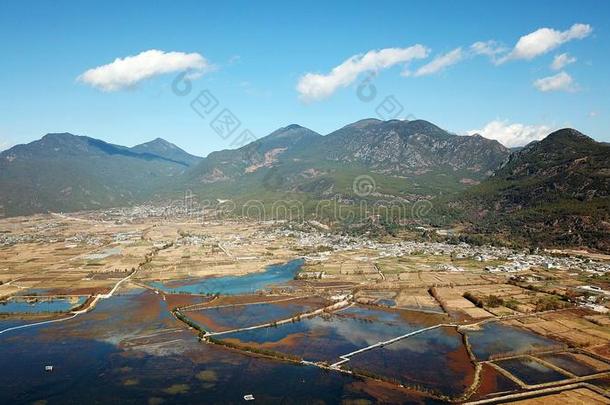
[1,120,608,251]
[458,128,610,251]
[184,119,510,203]
[0,134,200,215]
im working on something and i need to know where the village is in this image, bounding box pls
[2,204,610,310]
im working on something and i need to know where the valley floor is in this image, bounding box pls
[1,207,610,403]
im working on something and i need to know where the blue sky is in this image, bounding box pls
[1,0,609,156]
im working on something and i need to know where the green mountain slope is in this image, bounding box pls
[3,123,607,252]
[456,128,610,250]
[182,119,511,204]
[131,138,202,166]
[0,133,200,216]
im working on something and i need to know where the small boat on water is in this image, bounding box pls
[243,394,255,401]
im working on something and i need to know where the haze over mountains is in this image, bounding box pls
[0,134,200,215]
[1,119,608,250]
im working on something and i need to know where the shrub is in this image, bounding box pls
[534,296,565,311]
[485,295,504,308]
[504,298,520,310]
[463,292,483,308]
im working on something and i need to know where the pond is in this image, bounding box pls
[0,289,439,404]
[469,364,521,401]
[185,296,328,333]
[149,259,304,295]
[537,352,609,377]
[218,305,448,363]
[347,326,476,398]
[494,357,570,385]
[465,322,563,361]
[0,296,88,314]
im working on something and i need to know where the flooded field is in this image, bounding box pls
[465,322,563,360]
[468,364,521,401]
[149,259,304,295]
[346,326,475,398]
[0,317,54,331]
[0,296,87,314]
[538,352,610,376]
[185,296,328,333]
[590,376,610,392]
[376,298,397,307]
[0,289,439,404]
[494,357,570,385]
[340,305,444,326]
[218,305,449,363]
[1,284,587,404]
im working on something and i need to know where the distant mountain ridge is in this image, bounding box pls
[473,128,609,207]
[4,133,199,166]
[185,119,511,202]
[1,121,608,252]
[0,121,541,217]
[187,124,321,184]
[0,133,201,216]
[131,137,202,166]
[298,119,508,174]
[457,128,610,251]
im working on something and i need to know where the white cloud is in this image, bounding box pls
[411,47,463,77]
[588,111,598,118]
[470,40,507,63]
[500,23,592,63]
[469,120,553,148]
[533,71,577,92]
[296,45,429,101]
[78,49,213,91]
[551,53,577,70]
